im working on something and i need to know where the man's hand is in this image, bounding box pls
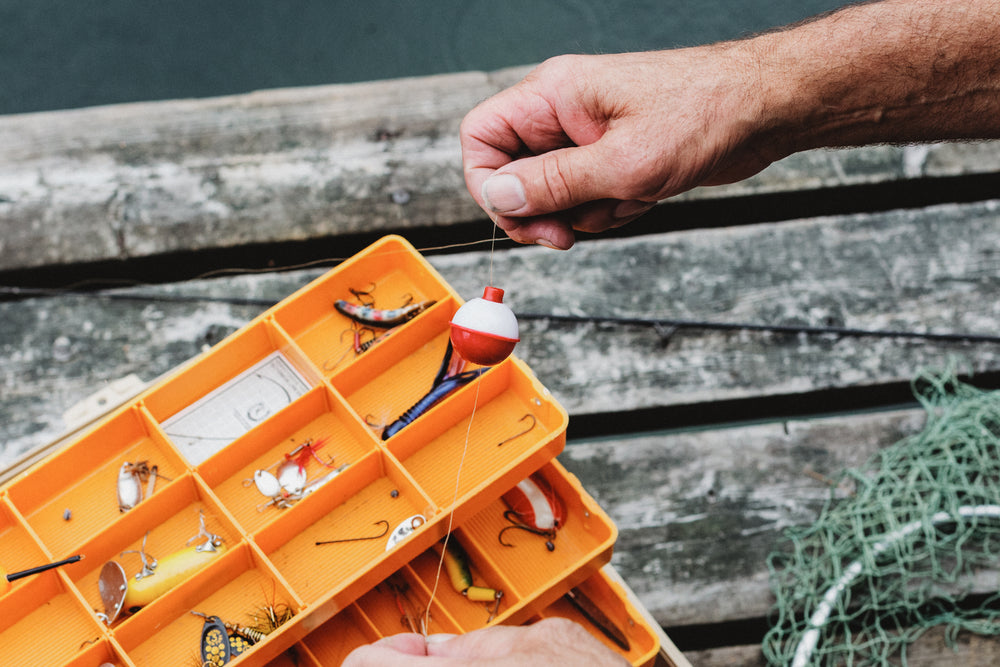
[460,45,774,249]
[343,618,630,666]
[460,0,1000,250]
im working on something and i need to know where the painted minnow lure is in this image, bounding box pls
[333,299,435,328]
[437,539,503,614]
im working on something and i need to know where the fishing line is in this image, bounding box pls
[0,238,510,297]
[8,231,1000,346]
[8,280,1000,346]
[424,217,501,635]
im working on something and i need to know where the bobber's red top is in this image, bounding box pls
[449,286,519,365]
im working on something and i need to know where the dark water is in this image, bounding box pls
[1,0,849,115]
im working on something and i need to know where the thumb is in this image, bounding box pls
[481,142,626,217]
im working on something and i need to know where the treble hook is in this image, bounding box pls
[315,520,391,545]
[188,510,224,553]
[496,414,537,447]
[120,531,158,579]
[349,283,377,307]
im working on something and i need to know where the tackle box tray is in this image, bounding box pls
[0,235,661,666]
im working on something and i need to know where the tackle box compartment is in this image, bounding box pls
[0,235,663,666]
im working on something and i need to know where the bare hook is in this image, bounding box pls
[497,414,537,447]
[315,520,391,545]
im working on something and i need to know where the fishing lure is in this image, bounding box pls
[246,438,346,510]
[333,298,435,328]
[192,610,269,644]
[196,614,254,666]
[385,574,426,634]
[324,323,395,371]
[98,511,226,623]
[437,539,503,621]
[249,593,296,635]
[381,341,487,440]
[499,473,566,551]
[382,370,486,440]
[386,514,425,550]
[564,587,631,652]
[117,460,164,512]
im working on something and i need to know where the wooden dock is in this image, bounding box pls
[4,66,1000,665]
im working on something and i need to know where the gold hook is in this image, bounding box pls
[496,414,537,447]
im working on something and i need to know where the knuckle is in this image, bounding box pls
[540,153,576,208]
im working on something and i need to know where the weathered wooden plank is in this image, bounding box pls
[5,200,1000,466]
[560,408,929,628]
[435,200,1000,416]
[1,65,999,271]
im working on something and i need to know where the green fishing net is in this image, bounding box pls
[763,370,1000,666]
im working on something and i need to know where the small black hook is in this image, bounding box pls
[315,520,390,545]
[497,414,537,447]
[497,511,556,548]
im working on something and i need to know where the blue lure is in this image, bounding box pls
[381,341,487,440]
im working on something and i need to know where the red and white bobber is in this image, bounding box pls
[449,286,519,365]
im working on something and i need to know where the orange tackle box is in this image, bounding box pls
[0,236,664,667]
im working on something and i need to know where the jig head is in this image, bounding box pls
[498,473,566,551]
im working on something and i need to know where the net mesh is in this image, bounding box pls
[763,369,1000,666]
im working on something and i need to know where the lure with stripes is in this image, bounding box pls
[499,473,566,551]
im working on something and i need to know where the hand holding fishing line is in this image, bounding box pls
[461,0,1000,251]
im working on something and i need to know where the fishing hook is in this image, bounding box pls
[315,519,391,545]
[498,511,557,550]
[348,284,377,307]
[496,413,536,447]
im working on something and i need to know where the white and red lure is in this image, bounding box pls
[499,472,566,551]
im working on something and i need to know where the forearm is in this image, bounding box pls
[749,0,1000,153]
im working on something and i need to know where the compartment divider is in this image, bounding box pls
[135,401,192,474]
[356,565,465,636]
[265,314,325,387]
[378,448,439,521]
[298,604,383,665]
[242,536,307,612]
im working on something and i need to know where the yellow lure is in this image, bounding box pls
[438,539,502,603]
[123,542,226,611]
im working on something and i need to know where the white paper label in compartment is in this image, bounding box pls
[161,351,311,464]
